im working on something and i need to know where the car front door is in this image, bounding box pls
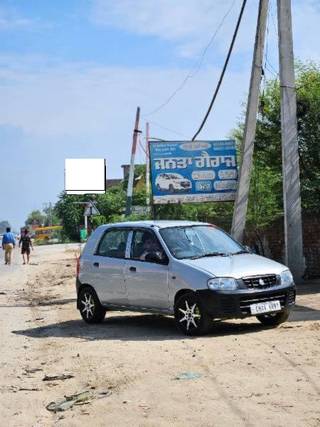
[125,229,170,310]
[91,228,129,305]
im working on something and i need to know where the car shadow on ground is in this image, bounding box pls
[12,313,285,342]
[290,304,320,321]
[296,280,320,295]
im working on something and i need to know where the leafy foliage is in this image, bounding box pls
[232,61,320,237]
[25,210,46,227]
[0,220,11,233]
[55,193,87,241]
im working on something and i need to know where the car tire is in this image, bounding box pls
[79,287,106,324]
[256,309,290,327]
[174,292,211,336]
[169,184,174,193]
[157,184,161,191]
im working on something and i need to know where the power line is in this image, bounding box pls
[142,117,188,139]
[144,0,237,117]
[263,2,279,79]
[192,0,247,141]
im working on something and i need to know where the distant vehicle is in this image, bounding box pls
[33,225,63,242]
[76,220,296,335]
[155,173,191,192]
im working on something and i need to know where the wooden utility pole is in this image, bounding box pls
[277,0,305,279]
[231,0,269,242]
[145,122,150,206]
[125,107,141,216]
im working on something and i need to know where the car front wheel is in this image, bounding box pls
[79,287,106,324]
[256,309,290,327]
[174,292,211,336]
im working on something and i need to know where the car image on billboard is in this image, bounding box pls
[155,173,192,193]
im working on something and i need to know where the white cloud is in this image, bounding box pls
[0,6,35,31]
[0,5,53,32]
[90,0,258,58]
[90,0,320,64]
[293,0,320,62]
[0,56,250,143]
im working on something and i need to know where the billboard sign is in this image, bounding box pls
[149,140,238,204]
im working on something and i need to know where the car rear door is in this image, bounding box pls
[124,228,170,310]
[90,228,130,305]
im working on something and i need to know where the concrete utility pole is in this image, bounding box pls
[231,0,269,242]
[145,122,150,206]
[277,0,305,279]
[125,107,141,216]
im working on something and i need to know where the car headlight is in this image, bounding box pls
[207,277,238,291]
[280,270,294,286]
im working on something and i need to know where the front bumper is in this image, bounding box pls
[196,284,296,319]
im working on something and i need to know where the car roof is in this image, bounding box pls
[98,220,210,230]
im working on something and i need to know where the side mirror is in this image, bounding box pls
[244,245,256,254]
[145,252,168,265]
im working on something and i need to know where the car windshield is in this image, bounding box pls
[159,225,245,259]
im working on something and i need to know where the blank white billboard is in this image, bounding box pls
[65,159,106,194]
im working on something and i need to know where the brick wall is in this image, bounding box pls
[244,214,320,278]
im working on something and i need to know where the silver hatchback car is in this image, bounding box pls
[76,220,296,335]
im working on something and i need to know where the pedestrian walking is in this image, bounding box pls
[19,229,33,265]
[2,227,16,265]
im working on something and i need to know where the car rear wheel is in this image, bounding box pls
[79,287,106,324]
[256,309,290,327]
[174,292,211,336]
[169,184,174,193]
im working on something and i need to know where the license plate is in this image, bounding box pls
[250,300,281,315]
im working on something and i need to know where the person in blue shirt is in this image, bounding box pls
[2,227,16,265]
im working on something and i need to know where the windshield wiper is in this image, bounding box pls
[189,252,229,260]
[232,250,249,255]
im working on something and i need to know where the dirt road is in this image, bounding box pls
[0,244,319,427]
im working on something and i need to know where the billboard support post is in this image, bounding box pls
[277,0,305,279]
[125,107,141,217]
[231,0,268,242]
[146,122,150,206]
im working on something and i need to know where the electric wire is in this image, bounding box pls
[191,0,247,141]
[142,117,188,139]
[144,0,237,117]
[263,2,278,78]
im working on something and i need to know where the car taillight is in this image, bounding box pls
[76,257,80,277]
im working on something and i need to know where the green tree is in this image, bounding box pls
[0,220,11,233]
[25,210,46,227]
[43,205,60,226]
[233,61,320,239]
[55,193,87,241]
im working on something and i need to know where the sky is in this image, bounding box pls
[1,0,320,229]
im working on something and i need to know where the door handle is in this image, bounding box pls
[93,262,99,268]
[129,266,136,272]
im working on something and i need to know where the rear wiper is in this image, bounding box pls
[189,252,229,259]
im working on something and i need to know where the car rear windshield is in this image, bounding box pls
[159,226,244,259]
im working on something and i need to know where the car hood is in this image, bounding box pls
[179,253,287,278]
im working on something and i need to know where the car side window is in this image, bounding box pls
[130,230,168,264]
[96,229,129,258]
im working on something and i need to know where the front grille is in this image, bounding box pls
[242,274,278,289]
[287,289,296,304]
[240,292,287,315]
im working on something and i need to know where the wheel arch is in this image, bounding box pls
[174,289,194,306]
[77,283,101,309]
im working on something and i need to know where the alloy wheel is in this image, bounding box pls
[80,292,95,319]
[178,300,201,332]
